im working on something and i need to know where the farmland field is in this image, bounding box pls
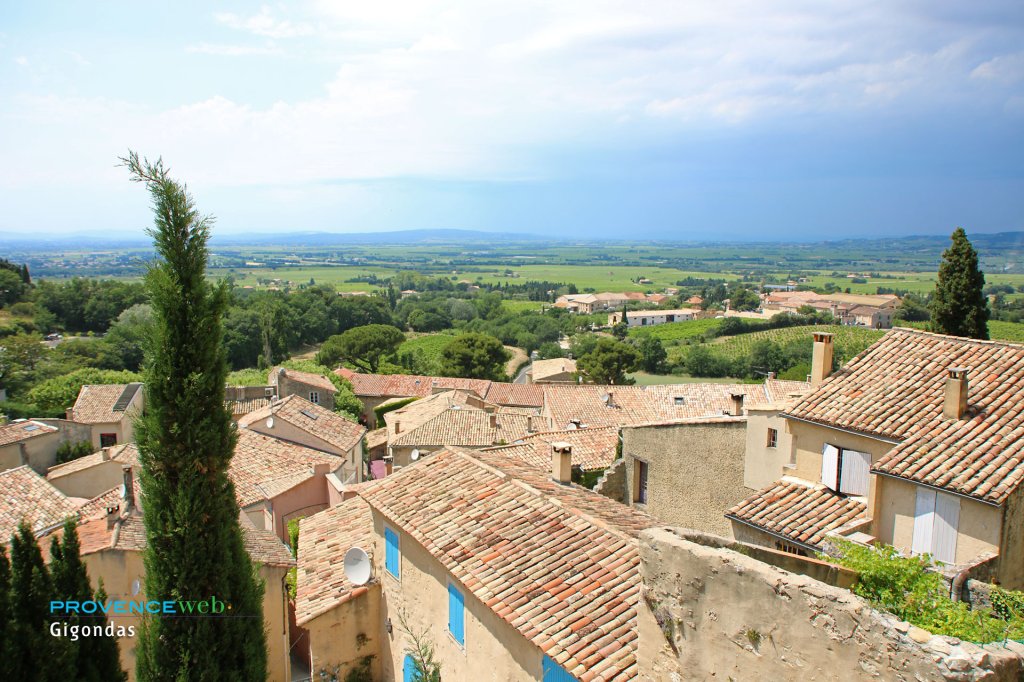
[628,318,724,342]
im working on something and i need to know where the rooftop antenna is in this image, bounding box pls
[343,547,372,586]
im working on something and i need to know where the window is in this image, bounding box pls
[309,391,320,404]
[448,582,465,646]
[632,459,649,504]
[766,428,778,448]
[820,444,870,496]
[402,655,417,682]
[384,527,400,579]
[673,396,686,406]
[543,655,579,681]
[912,487,960,564]
[100,433,118,448]
[773,540,807,557]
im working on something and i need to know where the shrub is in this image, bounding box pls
[374,397,419,428]
[56,440,95,464]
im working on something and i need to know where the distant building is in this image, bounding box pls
[525,357,577,383]
[607,308,697,328]
[553,292,669,314]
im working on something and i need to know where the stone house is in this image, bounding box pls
[525,357,577,384]
[0,418,91,473]
[294,445,658,681]
[270,367,337,410]
[607,308,697,328]
[68,383,144,449]
[238,394,367,484]
[729,328,1024,589]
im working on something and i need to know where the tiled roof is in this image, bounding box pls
[390,409,532,448]
[238,395,366,453]
[482,382,544,407]
[385,390,487,435]
[726,481,867,550]
[230,430,340,506]
[226,396,272,416]
[76,486,124,520]
[271,367,338,393]
[786,328,1024,504]
[337,370,491,399]
[0,466,79,541]
[295,496,375,625]
[490,426,620,472]
[0,420,57,447]
[359,447,658,681]
[46,444,136,480]
[365,427,388,450]
[71,384,141,423]
[529,358,577,381]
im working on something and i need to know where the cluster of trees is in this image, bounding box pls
[1,520,126,681]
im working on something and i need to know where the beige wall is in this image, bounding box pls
[388,444,437,470]
[88,420,130,451]
[304,585,382,680]
[278,376,335,411]
[267,476,331,542]
[371,512,545,682]
[48,459,124,499]
[81,549,291,682]
[622,422,747,538]
[743,410,795,491]
[998,489,1024,590]
[0,429,78,474]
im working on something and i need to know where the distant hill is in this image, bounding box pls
[210,228,547,246]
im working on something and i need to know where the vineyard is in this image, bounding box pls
[628,317,725,342]
[708,325,886,361]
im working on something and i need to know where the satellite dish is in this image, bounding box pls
[118,483,126,497]
[344,547,372,586]
[411,449,420,461]
[131,579,141,596]
[600,393,609,404]
[266,416,275,429]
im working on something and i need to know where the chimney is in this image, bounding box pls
[121,465,135,511]
[489,414,498,429]
[810,332,834,386]
[943,368,969,420]
[527,416,534,432]
[729,393,745,416]
[100,447,111,461]
[551,442,572,485]
[311,462,331,476]
[65,407,74,420]
[606,390,615,408]
[394,420,401,434]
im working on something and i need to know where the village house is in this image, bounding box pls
[270,367,338,410]
[607,308,697,328]
[0,417,93,473]
[760,291,899,328]
[487,425,621,478]
[224,383,276,422]
[553,292,668,314]
[0,465,80,543]
[238,394,367,484]
[526,357,577,384]
[295,444,658,681]
[72,469,295,682]
[67,382,144,449]
[728,328,1024,589]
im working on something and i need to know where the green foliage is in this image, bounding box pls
[225,368,270,386]
[56,440,95,464]
[317,324,405,372]
[397,609,442,682]
[729,286,761,311]
[280,359,363,422]
[628,318,722,342]
[0,333,47,394]
[126,152,267,681]
[828,541,1024,643]
[577,337,641,385]
[439,333,510,381]
[637,336,668,373]
[344,656,375,682]
[27,368,142,414]
[286,519,300,600]
[0,268,29,307]
[930,227,990,339]
[374,397,419,428]
[34,277,148,333]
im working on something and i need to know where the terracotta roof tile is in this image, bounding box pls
[71,384,142,423]
[483,382,544,407]
[358,447,657,681]
[390,409,532,448]
[0,466,79,541]
[271,367,337,393]
[295,496,375,625]
[0,420,57,446]
[786,328,1024,504]
[726,481,867,550]
[488,427,620,472]
[229,430,341,506]
[238,395,366,453]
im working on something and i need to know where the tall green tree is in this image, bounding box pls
[930,227,989,339]
[50,519,126,682]
[439,332,510,381]
[316,324,404,372]
[637,336,667,373]
[125,152,266,681]
[577,337,640,385]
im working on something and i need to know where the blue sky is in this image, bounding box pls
[1,0,1022,240]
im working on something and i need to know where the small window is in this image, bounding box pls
[100,433,118,448]
[543,654,579,681]
[448,582,465,646]
[673,396,685,406]
[632,459,649,504]
[384,527,400,579]
[766,428,778,448]
[774,540,807,557]
[309,391,320,404]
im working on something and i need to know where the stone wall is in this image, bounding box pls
[637,527,1024,681]
[622,421,747,537]
[594,458,626,502]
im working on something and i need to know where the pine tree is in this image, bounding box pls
[50,519,126,682]
[9,522,72,681]
[930,227,990,339]
[124,152,267,681]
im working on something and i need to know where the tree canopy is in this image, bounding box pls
[439,333,510,381]
[316,324,405,372]
[576,337,640,384]
[930,227,989,339]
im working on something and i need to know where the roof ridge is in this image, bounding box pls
[891,326,1024,349]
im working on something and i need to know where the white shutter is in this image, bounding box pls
[821,444,839,491]
[932,492,961,564]
[911,487,936,556]
[840,449,871,496]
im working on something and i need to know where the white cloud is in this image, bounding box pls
[14,55,28,66]
[215,6,313,39]
[185,43,284,57]
[971,52,1024,83]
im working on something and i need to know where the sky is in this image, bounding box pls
[1,0,1022,241]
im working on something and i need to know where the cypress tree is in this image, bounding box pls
[0,544,10,664]
[125,152,266,681]
[9,522,72,681]
[930,227,989,339]
[50,519,127,682]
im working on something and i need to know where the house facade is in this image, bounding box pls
[607,308,697,328]
[68,383,144,450]
[270,367,337,410]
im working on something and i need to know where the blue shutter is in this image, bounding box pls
[542,655,579,682]
[448,582,465,645]
[385,527,400,578]
[402,654,417,682]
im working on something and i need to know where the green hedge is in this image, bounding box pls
[373,397,419,428]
